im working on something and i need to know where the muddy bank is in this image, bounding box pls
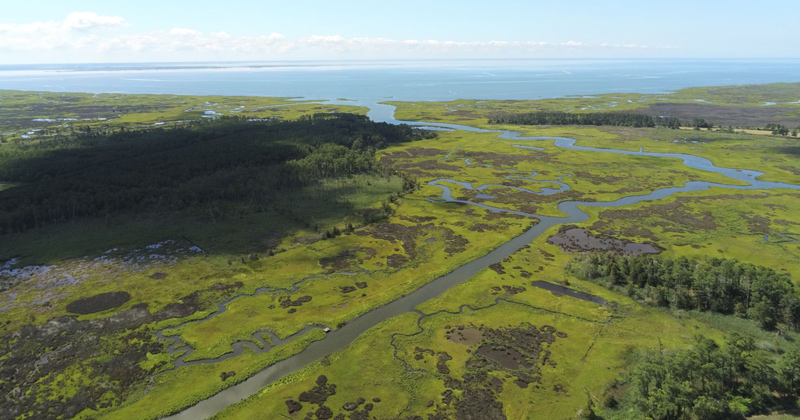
[66,291,131,314]
[531,281,615,308]
[547,227,663,255]
[447,327,485,346]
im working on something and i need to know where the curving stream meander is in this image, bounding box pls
[160,102,800,420]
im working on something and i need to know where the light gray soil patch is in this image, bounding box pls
[447,327,485,346]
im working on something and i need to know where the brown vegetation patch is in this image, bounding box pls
[513,373,541,389]
[294,235,321,245]
[399,215,437,223]
[65,291,131,315]
[357,222,431,260]
[386,254,409,268]
[548,227,663,255]
[437,352,453,374]
[774,146,800,157]
[594,196,731,233]
[743,212,771,234]
[442,230,469,256]
[279,295,312,308]
[452,385,505,420]
[468,223,498,232]
[621,225,659,241]
[779,166,800,176]
[484,210,527,221]
[380,150,412,164]
[573,170,625,185]
[405,147,447,157]
[208,281,244,292]
[439,323,566,418]
[463,151,524,167]
[472,323,560,371]
[284,375,385,420]
[501,285,526,295]
[414,346,436,358]
[402,322,569,419]
[640,102,800,127]
[489,263,505,275]
[319,247,376,272]
[298,375,336,406]
[539,249,555,260]
[396,160,462,174]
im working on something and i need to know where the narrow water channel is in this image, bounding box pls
[162,103,800,419]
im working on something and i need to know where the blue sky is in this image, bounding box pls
[1,0,798,64]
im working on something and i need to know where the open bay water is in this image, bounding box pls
[1,59,800,101]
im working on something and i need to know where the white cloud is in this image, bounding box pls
[0,12,126,35]
[92,30,287,54]
[0,12,129,53]
[0,12,676,61]
[62,12,127,31]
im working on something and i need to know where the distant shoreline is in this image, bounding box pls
[1,59,799,103]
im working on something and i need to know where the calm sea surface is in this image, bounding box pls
[1,59,799,102]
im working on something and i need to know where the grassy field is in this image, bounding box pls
[386,82,800,129]
[0,90,368,142]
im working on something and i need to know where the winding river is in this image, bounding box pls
[161,102,800,419]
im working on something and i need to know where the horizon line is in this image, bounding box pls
[3,57,800,68]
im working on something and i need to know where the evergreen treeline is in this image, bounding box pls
[0,113,431,235]
[614,334,800,420]
[489,111,682,128]
[568,253,800,331]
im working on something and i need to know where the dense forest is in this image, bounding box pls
[0,114,433,235]
[488,111,682,128]
[568,253,800,332]
[605,334,800,420]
